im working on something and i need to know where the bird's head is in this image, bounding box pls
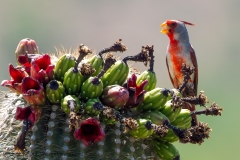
[160,20,194,40]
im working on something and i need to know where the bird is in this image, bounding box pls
[160,20,198,126]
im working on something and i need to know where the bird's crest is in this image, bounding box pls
[179,20,195,26]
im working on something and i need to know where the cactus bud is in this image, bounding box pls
[171,109,192,129]
[86,55,103,77]
[54,54,76,82]
[136,70,157,91]
[63,67,84,95]
[159,100,181,122]
[101,60,129,88]
[84,98,104,116]
[15,38,39,63]
[152,139,180,160]
[80,77,103,100]
[100,85,129,108]
[61,95,81,114]
[46,80,65,104]
[129,119,154,139]
[137,88,170,112]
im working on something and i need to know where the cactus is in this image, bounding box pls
[80,76,104,100]
[85,55,103,77]
[159,100,181,122]
[46,80,65,104]
[101,60,129,88]
[136,46,157,91]
[54,54,76,82]
[136,88,170,112]
[84,98,104,116]
[100,85,129,108]
[15,38,39,65]
[152,139,180,160]
[0,39,223,160]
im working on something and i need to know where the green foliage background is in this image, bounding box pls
[0,1,239,159]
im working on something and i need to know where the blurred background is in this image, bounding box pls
[0,0,239,159]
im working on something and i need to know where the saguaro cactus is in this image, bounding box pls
[0,39,223,160]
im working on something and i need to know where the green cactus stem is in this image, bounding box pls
[59,114,80,160]
[30,105,51,160]
[43,106,64,159]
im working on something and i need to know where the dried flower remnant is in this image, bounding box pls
[181,91,209,107]
[172,91,209,110]
[14,106,42,154]
[80,62,96,77]
[179,122,212,145]
[122,45,150,66]
[191,102,223,116]
[15,106,41,125]
[178,63,196,96]
[98,39,127,59]
[61,95,82,129]
[146,121,169,137]
[76,44,93,76]
[74,118,105,146]
[97,53,116,79]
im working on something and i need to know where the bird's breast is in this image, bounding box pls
[166,41,194,87]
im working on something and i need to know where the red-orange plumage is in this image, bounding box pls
[161,20,198,125]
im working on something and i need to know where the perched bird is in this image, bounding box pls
[160,20,198,125]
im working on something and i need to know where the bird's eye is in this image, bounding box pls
[170,22,177,27]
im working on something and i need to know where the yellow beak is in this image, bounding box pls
[160,22,169,34]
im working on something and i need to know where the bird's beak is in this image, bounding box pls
[160,22,169,34]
